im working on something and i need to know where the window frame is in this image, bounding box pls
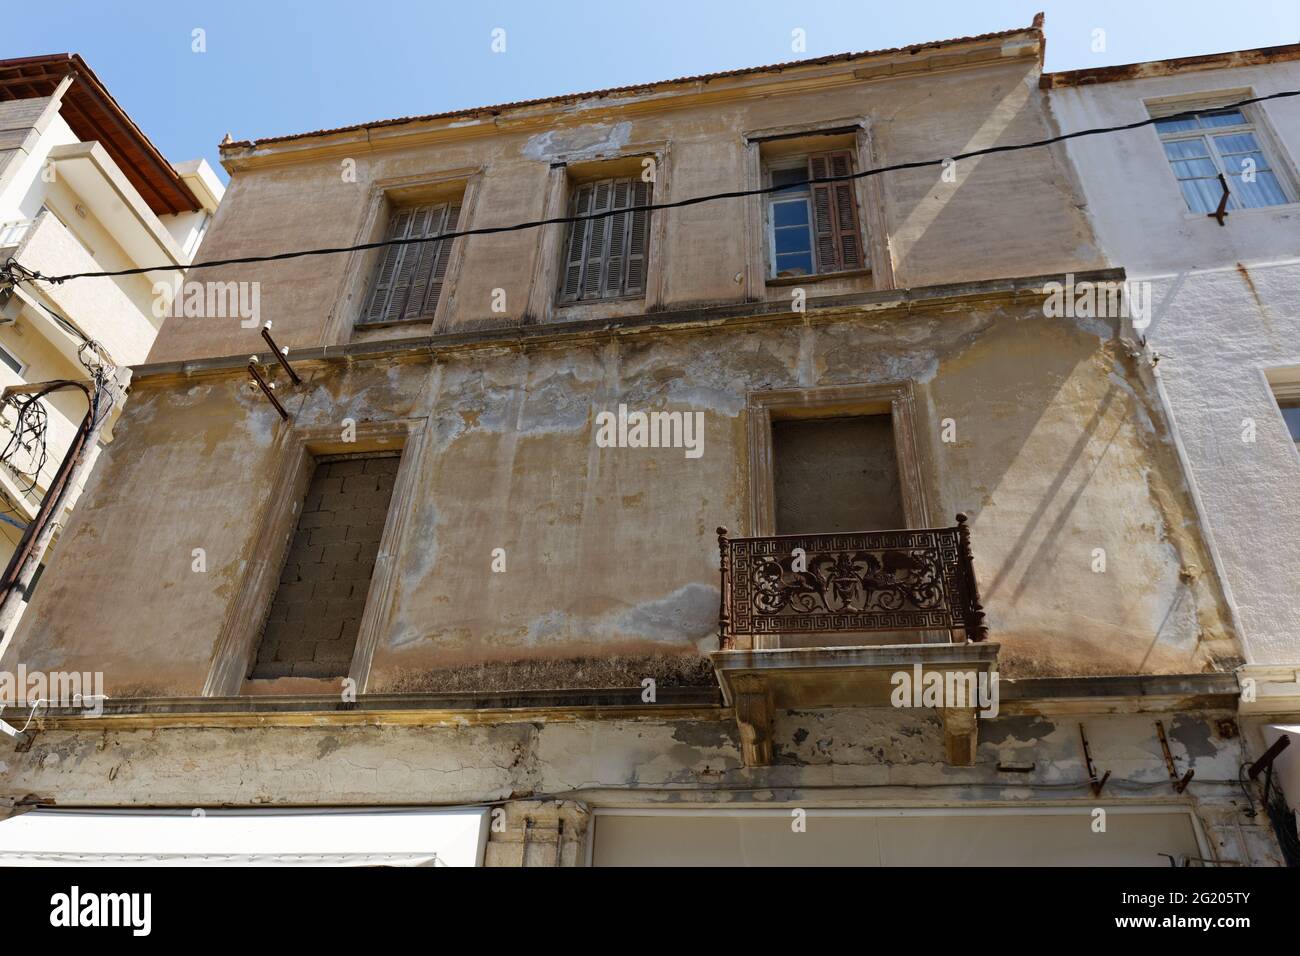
[359,199,463,327]
[1279,400,1300,447]
[332,168,480,343]
[527,145,669,321]
[1151,100,1298,215]
[742,120,893,295]
[745,382,929,537]
[764,158,817,280]
[762,151,865,279]
[558,175,653,305]
[0,341,27,377]
[248,449,403,682]
[1271,379,1300,451]
[744,382,932,650]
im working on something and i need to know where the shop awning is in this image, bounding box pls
[0,807,489,866]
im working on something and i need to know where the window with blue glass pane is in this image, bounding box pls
[1154,106,1293,213]
[767,164,815,277]
[763,149,863,278]
[1280,402,1300,444]
[771,197,813,276]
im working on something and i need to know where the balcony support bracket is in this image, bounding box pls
[938,707,979,767]
[1156,719,1195,793]
[730,674,774,767]
[713,642,999,768]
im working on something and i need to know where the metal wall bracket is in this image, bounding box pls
[1156,720,1194,793]
[0,716,32,751]
[248,359,289,421]
[246,322,302,422]
[261,322,302,386]
[1079,722,1110,797]
[1207,172,1231,226]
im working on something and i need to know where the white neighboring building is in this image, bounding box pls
[0,54,222,637]
[1046,45,1300,818]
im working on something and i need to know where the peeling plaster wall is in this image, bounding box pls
[146,56,1103,363]
[1050,65,1300,666]
[3,302,1237,693]
[0,710,1278,865]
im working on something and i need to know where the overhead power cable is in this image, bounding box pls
[2,88,1297,288]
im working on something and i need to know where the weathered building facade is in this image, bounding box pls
[1046,42,1300,856]
[0,19,1292,865]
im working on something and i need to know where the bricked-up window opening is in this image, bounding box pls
[765,151,863,278]
[560,177,651,302]
[362,202,462,324]
[772,415,903,534]
[250,452,401,679]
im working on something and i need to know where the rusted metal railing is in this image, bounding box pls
[716,514,988,649]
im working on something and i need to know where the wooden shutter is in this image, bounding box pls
[561,184,593,302]
[363,209,413,322]
[560,176,651,302]
[387,205,434,319]
[604,179,631,297]
[402,204,447,321]
[583,180,613,300]
[808,150,862,274]
[420,202,461,319]
[626,179,651,296]
[364,202,461,323]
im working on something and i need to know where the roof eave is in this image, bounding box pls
[0,53,204,215]
[1041,41,1300,89]
[220,18,1047,156]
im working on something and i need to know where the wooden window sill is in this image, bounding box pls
[354,317,436,331]
[766,269,871,287]
[556,294,648,308]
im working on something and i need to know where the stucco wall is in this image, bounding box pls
[0,708,1279,865]
[3,299,1237,693]
[1050,64,1300,666]
[15,211,160,365]
[146,55,1103,363]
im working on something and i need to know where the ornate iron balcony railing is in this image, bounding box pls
[716,514,988,649]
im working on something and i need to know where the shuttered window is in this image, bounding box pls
[362,201,461,324]
[560,177,651,302]
[766,150,864,278]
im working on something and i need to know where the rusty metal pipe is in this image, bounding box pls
[248,361,289,421]
[260,325,302,386]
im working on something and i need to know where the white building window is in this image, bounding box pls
[1279,400,1300,447]
[0,342,25,377]
[1155,107,1293,214]
[0,219,35,248]
[1271,380,1300,448]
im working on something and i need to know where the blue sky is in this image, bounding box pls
[4,1,1298,180]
